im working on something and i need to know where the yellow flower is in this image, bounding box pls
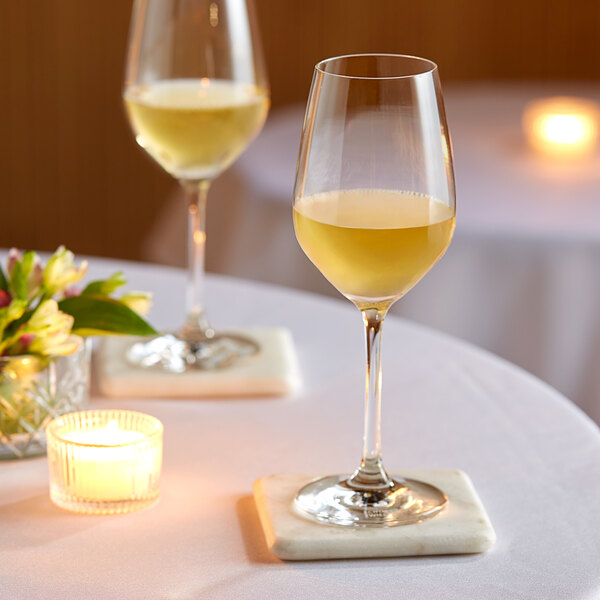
[43,246,88,296]
[31,334,81,356]
[120,291,153,315]
[24,299,76,356]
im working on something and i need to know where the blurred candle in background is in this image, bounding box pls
[523,97,599,158]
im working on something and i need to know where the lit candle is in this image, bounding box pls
[47,410,163,515]
[523,97,600,158]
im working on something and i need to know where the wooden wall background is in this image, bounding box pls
[1,0,599,262]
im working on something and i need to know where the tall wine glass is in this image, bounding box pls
[293,54,456,526]
[123,0,269,371]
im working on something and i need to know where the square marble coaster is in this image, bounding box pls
[97,327,300,398]
[253,470,496,560]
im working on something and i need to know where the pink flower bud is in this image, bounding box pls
[0,290,11,308]
[18,333,34,351]
[63,285,81,298]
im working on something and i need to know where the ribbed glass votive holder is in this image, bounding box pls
[46,410,163,515]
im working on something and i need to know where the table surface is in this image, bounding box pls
[2,258,600,600]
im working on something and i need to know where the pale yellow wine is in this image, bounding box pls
[124,79,269,180]
[293,189,455,307]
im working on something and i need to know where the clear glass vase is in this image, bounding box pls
[0,338,91,460]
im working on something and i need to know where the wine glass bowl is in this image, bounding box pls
[124,79,268,183]
[123,0,269,371]
[293,189,455,311]
[293,54,455,526]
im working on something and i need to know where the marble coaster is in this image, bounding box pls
[97,327,300,398]
[253,470,496,560]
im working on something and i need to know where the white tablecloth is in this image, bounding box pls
[2,258,600,599]
[143,82,600,423]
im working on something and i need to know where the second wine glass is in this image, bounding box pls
[123,0,269,371]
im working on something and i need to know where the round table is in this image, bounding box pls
[2,258,600,600]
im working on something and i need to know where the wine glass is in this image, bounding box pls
[123,0,269,371]
[293,54,456,526]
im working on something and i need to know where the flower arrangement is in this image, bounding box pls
[0,247,157,459]
[0,247,156,359]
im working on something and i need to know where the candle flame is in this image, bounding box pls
[105,419,122,444]
[106,419,120,434]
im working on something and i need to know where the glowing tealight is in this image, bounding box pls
[46,410,163,515]
[523,97,600,158]
[106,419,119,435]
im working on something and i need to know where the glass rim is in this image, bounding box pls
[315,53,438,80]
[46,409,163,449]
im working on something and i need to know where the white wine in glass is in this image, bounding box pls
[123,0,269,371]
[124,79,268,182]
[293,55,456,526]
[294,189,454,308]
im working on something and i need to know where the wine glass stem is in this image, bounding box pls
[183,180,213,340]
[347,307,394,490]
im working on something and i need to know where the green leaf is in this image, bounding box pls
[58,294,157,337]
[8,251,38,300]
[9,260,26,300]
[82,271,127,296]
[0,300,28,353]
[0,300,27,328]
[21,250,36,274]
[0,264,8,292]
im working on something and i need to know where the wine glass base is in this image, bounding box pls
[294,474,447,527]
[126,332,259,372]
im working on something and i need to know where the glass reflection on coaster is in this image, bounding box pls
[126,332,259,372]
[253,470,496,561]
[294,474,447,527]
[97,328,300,398]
